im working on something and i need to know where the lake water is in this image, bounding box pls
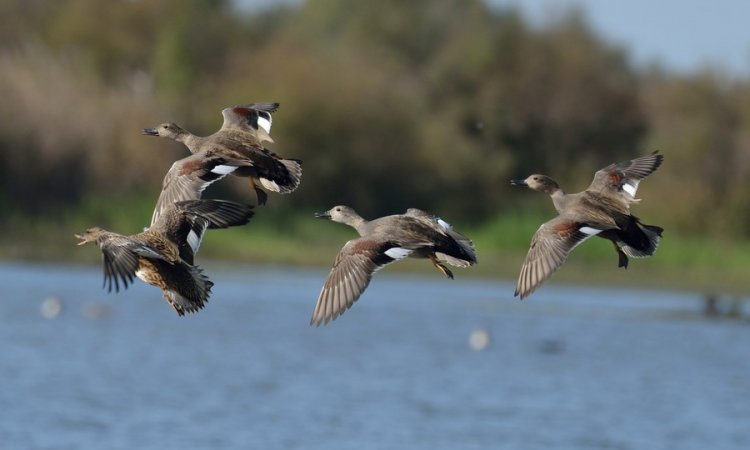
[1,262,748,450]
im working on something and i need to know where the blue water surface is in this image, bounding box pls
[0,262,748,450]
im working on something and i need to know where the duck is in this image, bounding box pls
[510,151,664,299]
[76,199,254,315]
[311,205,477,326]
[143,102,302,206]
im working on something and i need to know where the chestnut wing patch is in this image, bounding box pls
[220,103,279,134]
[588,151,664,198]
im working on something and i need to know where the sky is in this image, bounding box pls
[491,0,750,77]
[237,0,750,78]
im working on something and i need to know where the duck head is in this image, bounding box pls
[511,174,561,195]
[75,227,105,245]
[142,122,188,141]
[315,205,364,227]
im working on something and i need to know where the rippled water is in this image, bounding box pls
[1,262,749,450]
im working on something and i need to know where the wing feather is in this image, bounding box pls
[515,217,598,299]
[220,103,279,135]
[588,151,663,199]
[151,154,250,225]
[96,235,159,293]
[310,238,407,326]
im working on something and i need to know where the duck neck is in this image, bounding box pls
[550,188,566,213]
[347,216,368,236]
[179,133,201,153]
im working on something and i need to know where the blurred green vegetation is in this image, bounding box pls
[1,0,749,291]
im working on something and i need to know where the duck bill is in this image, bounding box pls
[314,211,331,219]
[142,127,159,136]
[510,179,528,187]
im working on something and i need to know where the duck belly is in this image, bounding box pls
[135,259,164,288]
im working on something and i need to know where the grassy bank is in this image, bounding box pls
[2,195,748,295]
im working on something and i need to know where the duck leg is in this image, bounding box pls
[429,254,454,279]
[250,178,268,206]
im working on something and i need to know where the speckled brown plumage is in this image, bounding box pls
[76,199,253,315]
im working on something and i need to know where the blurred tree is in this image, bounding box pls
[0,0,748,242]
[487,11,646,183]
[151,0,237,104]
[641,70,750,235]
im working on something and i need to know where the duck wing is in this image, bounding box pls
[96,234,164,293]
[175,199,254,230]
[588,151,663,200]
[311,238,413,326]
[167,199,254,264]
[151,153,251,225]
[515,216,602,299]
[219,102,279,141]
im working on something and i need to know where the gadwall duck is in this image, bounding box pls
[143,102,302,206]
[76,200,254,315]
[511,151,664,299]
[311,205,477,326]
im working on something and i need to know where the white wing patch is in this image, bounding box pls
[579,226,603,236]
[211,165,237,175]
[257,114,272,134]
[198,166,236,193]
[187,230,201,253]
[198,181,211,194]
[622,179,640,197]
[187,224,207,254]
[384,247,413,260]
[436,218,452,230]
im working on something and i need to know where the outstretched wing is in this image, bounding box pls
[219,102,279,139]
[175,199,254,230]
[96,235,164,293]
[311,238,412,326]
[515,216,601,300]
[151,153,251,225]
[588,151,663,200]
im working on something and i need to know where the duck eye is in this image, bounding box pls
[335,208,341,212]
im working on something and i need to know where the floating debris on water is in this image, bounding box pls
[40,296,63,319]
[538,338,565,355]
[468,327,491,351]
